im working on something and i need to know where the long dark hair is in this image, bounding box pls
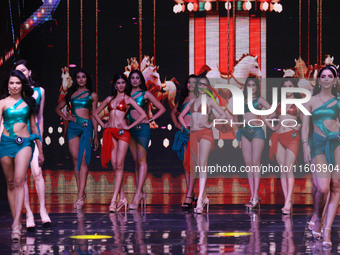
[279,77,301,100]
[2,70,37,114]
[127,70,147,94]
[13,59,38,87]
[65,69,93,104]
[193,76,212,97]
[177,74,197,112]
[111,73,130,98]
[313,65,338,97]
[243,77,260,100]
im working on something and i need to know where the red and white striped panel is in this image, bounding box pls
[189,14,267,80]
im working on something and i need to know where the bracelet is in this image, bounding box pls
[149,118,154,123]
[302,140,308,144]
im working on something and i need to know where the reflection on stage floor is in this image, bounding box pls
[0,194,339,254]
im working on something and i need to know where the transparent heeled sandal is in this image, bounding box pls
[194,197,209,214]
[312,217,322,240]
[322,227,332,249]
[129,193,146,210]
[11,224,22,242]
[110,198,128,213]
[26,213,35,232]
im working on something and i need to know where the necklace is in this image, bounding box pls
[319,94,333,104]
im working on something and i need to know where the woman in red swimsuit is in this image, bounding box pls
[268,77,301,214]
[93,73,146,213]
[179,76,229,214]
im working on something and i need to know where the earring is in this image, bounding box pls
[8,88,11,95]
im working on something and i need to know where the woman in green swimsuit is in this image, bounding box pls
[55,69,99,210]
[301,65,340,248]
[0,70,44,242]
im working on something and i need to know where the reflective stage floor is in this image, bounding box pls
[0,194,340,254]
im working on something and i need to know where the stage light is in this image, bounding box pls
[218,139,224,148]
[49,127,54,134]
[225,1,231,10]
[245,1,251,11]
[273,2,279,12]
[25,23,29,29]
[187,2,194,12]
[59,136,65,146]
[69,64,77,67]
[276,3,283,13]
[193,2,198,11]
[148,140,152,147]
[204,1,212,11]
[178,3,182,13]
[41,9,45,14]
[167,124,172,130]
[45,136,51,145]
[260,2,269,11]
[173,5,177,13]
[163,138,169,148]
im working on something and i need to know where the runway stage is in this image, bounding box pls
[0,194,339,254]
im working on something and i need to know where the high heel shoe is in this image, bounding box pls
[248,197,261,210]
[129,193,146,210]
[182,196,194,210]
[40,209,52,228]
[322,227,332,249]
[312,216,322,240]
[245,198,253,207]
[110,198,128,213]
[26,213,35,232]
[307,214,316,231]
[194,197,209,214]
[281,207,292,215]
[281,201,293,215]
[74,196,85,210]
[11,224,22,242]
[109,200,117,213]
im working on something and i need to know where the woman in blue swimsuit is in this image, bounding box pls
[0,70,44,242]
[126,70,166,210]
[301,65,340,248]
[14,60,51,231]
[237,77,271,210]
[171,74,197,209]
[55,69,99,210]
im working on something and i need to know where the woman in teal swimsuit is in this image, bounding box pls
[237,77,271,210]
[94,73,146,213]
[14,60,51,231]
[126,70,165,210]
[171,74,197,209]
[301,65,340,248]
[0,70,44,242]
[55,69,99,210]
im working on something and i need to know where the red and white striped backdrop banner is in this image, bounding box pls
[189,13,267,79]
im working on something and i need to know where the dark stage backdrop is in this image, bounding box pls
[1,0,340,198]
